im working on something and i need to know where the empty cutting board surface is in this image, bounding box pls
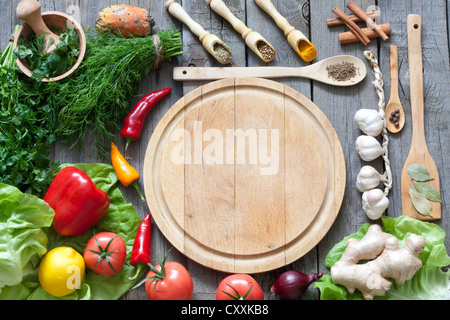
[143,78,346,273]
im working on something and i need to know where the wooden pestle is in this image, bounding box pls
[207,0,276,63]
[255,0,316,62]
[165,0,232,64]
[16,0,61,53]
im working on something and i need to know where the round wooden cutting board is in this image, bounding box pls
[143,78,346,274]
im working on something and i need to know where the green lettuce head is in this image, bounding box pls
[0,184,55,293]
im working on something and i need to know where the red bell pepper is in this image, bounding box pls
[129,213,152,280]
[44,167,110,237]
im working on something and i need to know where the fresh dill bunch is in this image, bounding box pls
[46,29,183,157]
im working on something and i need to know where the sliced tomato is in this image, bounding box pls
[83,232,127,277]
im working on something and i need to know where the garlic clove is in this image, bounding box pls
[355,135,385,162]
[356,166,382,192]
[362,189,389,220]
[354,109,384,137]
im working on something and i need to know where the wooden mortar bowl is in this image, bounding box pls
[13,11,86,82]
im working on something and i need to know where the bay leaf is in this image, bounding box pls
[407,164,432,182]
[413,180,442,202]
[409,184,432,216]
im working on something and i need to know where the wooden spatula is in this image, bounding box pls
[401,14,441,221]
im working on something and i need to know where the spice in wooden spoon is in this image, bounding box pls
[385,45,405,133]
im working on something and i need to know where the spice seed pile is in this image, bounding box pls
[257,41,276,61]
[326,61,358,82]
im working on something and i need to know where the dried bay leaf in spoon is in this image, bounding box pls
[407,164,432,182]
[409,184,432,217]
[413,181,442,202]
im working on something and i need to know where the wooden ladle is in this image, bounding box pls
[207,0,276,63]
[16,0,60,53]
[165,0,233,65]
[385,45,405,133]
[401,14,441,221]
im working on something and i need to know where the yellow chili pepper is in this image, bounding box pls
[111,142,145,201]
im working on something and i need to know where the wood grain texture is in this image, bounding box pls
[400,14,441,220]
[1,0,448,300]
[143,78,346,274]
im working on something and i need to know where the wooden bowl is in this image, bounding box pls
[13,11,86,82]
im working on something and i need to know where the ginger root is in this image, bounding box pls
[330,224,425,300]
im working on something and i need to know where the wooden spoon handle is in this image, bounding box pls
[407,14,425,144]
[255,0,293,34]
[389,45,399,97]
[165,0,208,41]
[207,0,251,37]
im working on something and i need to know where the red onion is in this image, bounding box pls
[271,270,323,300]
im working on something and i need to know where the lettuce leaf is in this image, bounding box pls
[315,215,450,300]
[0,163,145,300]
[0,184,55,294]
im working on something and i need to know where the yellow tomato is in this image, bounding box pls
[38,246,85,297]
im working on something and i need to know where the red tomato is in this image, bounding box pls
[84,232,127,277]
[145,261,193,300]
[216,274,264,300]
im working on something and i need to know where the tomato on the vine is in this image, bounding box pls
[83,232,127,277]
[142,254,193,300]
[216,274,264,300]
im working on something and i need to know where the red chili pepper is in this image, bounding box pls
[120,88,172,156]
[129,213,152,280]
[43,167,110,237]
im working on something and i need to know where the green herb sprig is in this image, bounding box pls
[46,29,183,157]
[0,26,60,197]
[13,28,80,81]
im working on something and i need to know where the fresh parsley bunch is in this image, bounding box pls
[0,27,59,197]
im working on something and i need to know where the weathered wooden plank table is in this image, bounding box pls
[1,0,448,300]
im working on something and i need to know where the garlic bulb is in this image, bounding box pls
[354,109,384,137]
[356,166,382,192]
[355,135,385,162]
[362,189,389,220]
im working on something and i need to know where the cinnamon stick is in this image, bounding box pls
[347,1,389,41]
[331,6,370,46]
[339,23,391,45]
[327,11,380,27]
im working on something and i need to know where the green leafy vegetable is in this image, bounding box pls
[409,184,432,217]
[0,183,55,294]
[407,164,432,182]
[0,163,144,300]
[45,29,183,156]
[315,215,450,300]
[0,25,59,197]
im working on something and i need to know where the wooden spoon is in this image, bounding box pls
[16,0,60,54]
[255,0,317,62]
[207,0,276,63]
[385,45,405,133]
[401,14,441,221]
[173,55,367,87]
[165,0,233,65]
